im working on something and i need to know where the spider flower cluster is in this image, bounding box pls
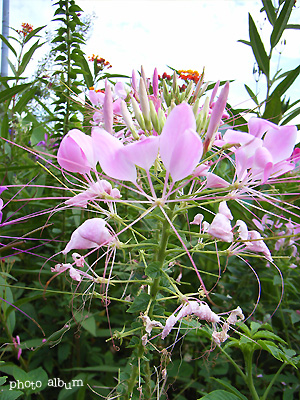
[54,67,299,346]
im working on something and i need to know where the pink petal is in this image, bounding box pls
[246,230,272,261]
[248,118,277,138]
[62,218,112,255]
[122,136,159,171]
[219,201,233,220]
[115,82,127,99]
[92,127,137,182]
[207,213,233,242]
[263,125,297,164]
[203,81,229,152]
[236,220,248,240]
[57,129,96,173]
[160,104,202,181]
[206,172,229,188]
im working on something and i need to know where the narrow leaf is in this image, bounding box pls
[270,64,300,99]
[262,0,276,25]
[270,0,294,48]
[286,24,300,29]
[18,40,44,76]
[14,87,38,114]
[244,84,259,105]
[24,25,45,44]
[249,13,269,77]
[0,82,32,102]
[0,33,17,57]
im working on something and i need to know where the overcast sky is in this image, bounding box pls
[1,0,300,113]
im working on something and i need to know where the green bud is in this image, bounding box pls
[183,80,194,102]
[120,100,139,140]
[139,78,150,120]
[131,96,146,131]
[192,98,200,118]
[158,107,166,132]
[149,100,160,133]
[163,80,171,107]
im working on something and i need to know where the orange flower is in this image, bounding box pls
[88,55,112,69]
[178,69,201,83]
[17,22,33,37]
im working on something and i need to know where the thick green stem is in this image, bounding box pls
[244,351,260,400]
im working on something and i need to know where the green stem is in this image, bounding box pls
[244,351,260,400]
[261,362,286,400]
[124,194,177,399]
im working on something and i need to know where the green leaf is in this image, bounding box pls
[145,261,161,279]
[263,93,282,123]
[23,25,45,44]
[0,276,16,333]
[14,87,37,114]
[253,330,287,344]
[257,340,283,361]
[238,39,251,46]
[210,378,248,400]
[270,0,294,48]
[0,33,17,57]
[0,82,32,102]
[1,113,9,139]
[244,84,259,105]
[249,13,269,77]
[198,390,242,400]
[0,390,24,400]
[18,40,44,76]
[74,311,96,336]
[127,292,151,313]
[286,24,300,29]
[27,367,48,393]
[262,0,276,26]
[269,64,300,99]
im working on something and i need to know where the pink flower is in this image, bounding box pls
[57,129,96,174]
[65,180,121,208]
[62,218,112,255]
[223,118,298,183]
[159,103,203,182]
[161,300,220,339]
[207,213,233,242]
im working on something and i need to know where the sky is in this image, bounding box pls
[1,0,300,114]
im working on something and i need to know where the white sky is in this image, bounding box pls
[1,0,300,115]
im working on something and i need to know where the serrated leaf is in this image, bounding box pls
[127,292,151,313]
[253,330,287,344]
[210,378,248,400]
[249,13,269,77]
[270,0,294,48]
[145,261,161,279]
[198,390,241,400]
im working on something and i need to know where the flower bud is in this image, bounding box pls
[104,80,113,134]
[152,67,158,97]
[162,79,171,107]
[139,78,152,131]
[149,100,159,133]
[157,108,166,132]
[131,96,146,131]
[120,100,139,140]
